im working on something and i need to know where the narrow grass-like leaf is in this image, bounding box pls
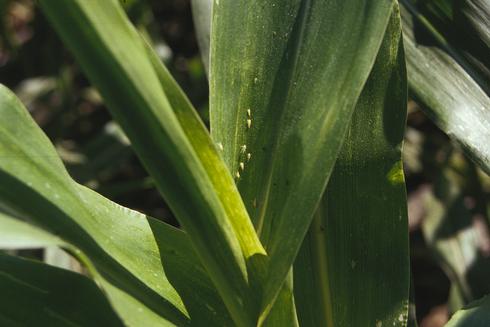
[400,3,490,174]
[446,295,490,327]
[0,253,124,327]
[0,85,234,326]
[210,0,397,310]
[294,8,410,326]
[38,0,265,324]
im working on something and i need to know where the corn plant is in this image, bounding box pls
[0,0,488,326]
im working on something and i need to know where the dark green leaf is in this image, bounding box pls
[294,7,410,326]
[0,253,124,327]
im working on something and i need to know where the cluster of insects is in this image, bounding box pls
[235,108,253,179]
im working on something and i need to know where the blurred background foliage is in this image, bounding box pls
[0,1,489,326]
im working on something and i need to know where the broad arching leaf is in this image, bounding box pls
[0,86,234,326]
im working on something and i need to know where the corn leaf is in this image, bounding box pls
[38,0,266,324]
[0,85,236,326]
[446,295,490,327]
[191,0,212,75]
[190,0,299,323]
[0,213,64,251]
[293,7,410,326]
[0,218,174,327]
[261,271,299,327]
[0,253,124,327]
[401,0,489,91]
[210,0,398,310]
[0,212,235,326]
[400,2,490,174]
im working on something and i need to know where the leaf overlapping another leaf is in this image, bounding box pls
[38,0,266,325]
[0,85,233,326]
[210,0,401,314]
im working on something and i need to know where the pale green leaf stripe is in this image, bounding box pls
[38,0,265,324]
[0,85,234,326]
[400,4,490,175]
[446,295,490,327]
[0,252,124,327]
[143,40,266,269]
[211,0,397,311]
[294,7,410,326]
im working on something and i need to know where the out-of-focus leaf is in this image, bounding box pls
[400,3,490,175]
[38,1,266,324]
[14,77,57,108]
[0,85,234,326]
[0,213,64,250]
[445,295,490,327]
[0,253,125,327]
[211,0,398,311]
[44,246,83,273]
[294,7,410,326]
[422,151,490,311]
[63,121,133,185]
[191,0,211,74]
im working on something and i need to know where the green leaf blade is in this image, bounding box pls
[0,253,124,327]
[401,3,490,174]
[446,295,490,327]
[294,7,410,326]
[0,85,235,326]
[38,0,266,324]
[210,0,399,310]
